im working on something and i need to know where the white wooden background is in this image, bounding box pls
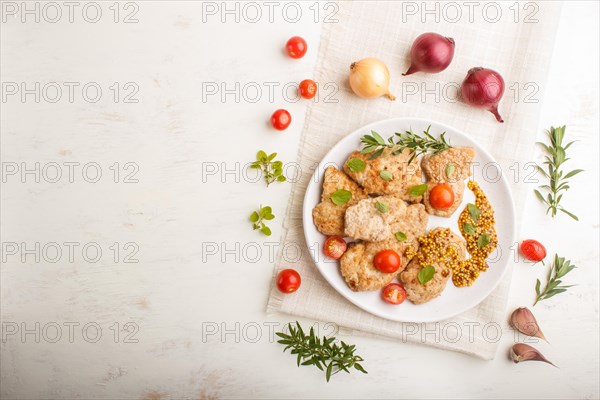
[1,1,598,399]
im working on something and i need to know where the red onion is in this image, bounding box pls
[460,67,505,123]
[403,32,455,76]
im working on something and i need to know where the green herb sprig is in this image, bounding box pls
[360,126,452,163]
[534,126,583,220]
[250,150,287,187]
[276,322,368,382]
[534,254,577,306]
[250,205,274,236]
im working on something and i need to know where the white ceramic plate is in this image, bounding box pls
[302,117,516,323]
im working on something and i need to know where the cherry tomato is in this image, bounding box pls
[323,236,347,260]
[373,249,401,273]
[382,283,407,305]
[429,183,455,210]
[520,240,546,262]
[286,36,307,59]
[276,269,301,293]
[299,79,317,99]
[270,109,291,131]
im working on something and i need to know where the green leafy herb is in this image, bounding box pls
[477,233,490,248]
[534,126,583,220]
[409,184,428,197]
[276,321,368,382]
[376,201,389,213]
[462,223,476,235]
[360,126,452,163]
[347,158,366,172]
[418,265,436,285]
[534,254,577,306]
[250,205,274,236]
[379,170,393,181]
[395,232,407,242]
[330,189,352,205]
[445,163,455,177]
[250,150,287,187]
[467,203,481,221]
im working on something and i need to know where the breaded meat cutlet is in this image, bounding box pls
[343,148,423,202]
[344,196,428,242]
[423,181,465,218]
[340,238,419,292]
[312,166,367,236]
[421,147,475,217]
[421,147,475,182]
[400,227,467,304]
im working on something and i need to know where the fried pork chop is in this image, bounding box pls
[340,239,418,292]
[344,196,428,242]
[421,147,475,217]
[312,166,367,236]
[400,228,466,304]
[343,148,423,202]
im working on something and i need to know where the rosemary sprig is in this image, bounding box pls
[250,150,287,187]
[534,126,583,220]
[534,254,577,306]
[276,322,368,382]
[360,125,452,163]
[394,126,452,163]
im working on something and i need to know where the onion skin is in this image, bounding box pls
[461,67,505,123]
[349,58,395,100]
[403,33,455,76]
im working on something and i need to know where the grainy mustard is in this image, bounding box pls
[454,180,498,287]
[414,228,460,279]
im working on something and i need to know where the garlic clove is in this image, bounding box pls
[510,307,548,342]
[510,343,556,367]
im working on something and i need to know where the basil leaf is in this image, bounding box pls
[379,170,393,181]
[418,265,436,285]
[260,206,272,216]
[250,211,259,222]
[375,201,389,213]
[330,189,352,205]
[467,203,481,221]
[347,158,366,172]
[477,233,490,248]
[462,223,476,235]
[260,225,272,236]
[409,184,427,197]
[257,150,268,162]
[445,163,455,177]
[395,232,407,242]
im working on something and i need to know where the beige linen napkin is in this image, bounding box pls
[267,1,562,359]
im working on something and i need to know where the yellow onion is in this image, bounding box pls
[349,57,395,100]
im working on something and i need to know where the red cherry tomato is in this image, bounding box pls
[299,79,317,99]
[323,236,347,260]
[382,283,407,305]
[520,240,546,262]
[276,269,301,293]
[286,36,307,59]
[373,249,401,273]
[429,183,455,210]
[270,109,291,131]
